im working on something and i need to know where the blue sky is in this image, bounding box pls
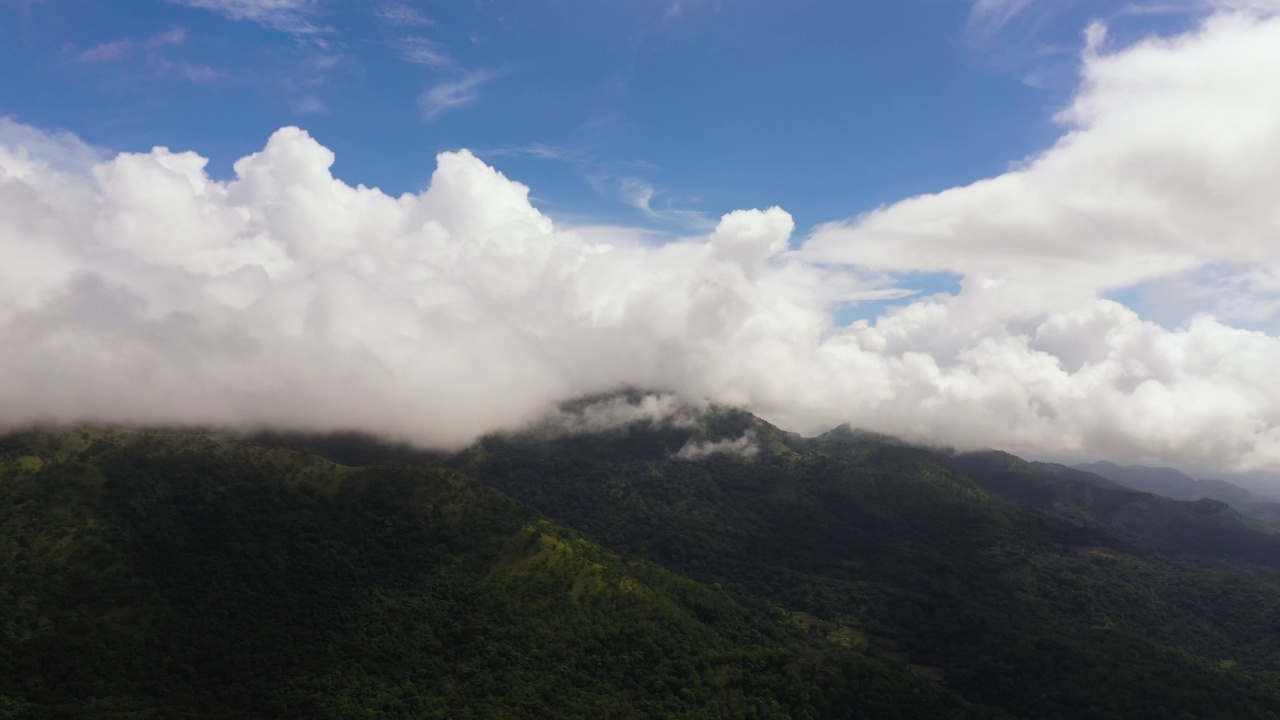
[0,0,1208,232]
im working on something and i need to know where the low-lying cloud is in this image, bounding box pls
[3,3,1280,472]
[677,431,759,461]
[542,393,697,436]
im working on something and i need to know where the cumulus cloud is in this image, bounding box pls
[0,124,835,449]
[3,3,1280,473]
[796,4,1280,470]
[806,10,1280,300]
[0,116,104,173]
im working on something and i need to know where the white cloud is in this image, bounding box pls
[806,8,1280,306]
[796,5,1280,469]
[418,70,500,120]
[544,393,698,436]
[1217,0,1280,13]
[4,4,1280,473]
[0,116,104,174]
[0,124,842,451]
[167,0,327,34]
[677,431,759,460]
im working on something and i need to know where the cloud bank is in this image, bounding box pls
[3,4,1280,471]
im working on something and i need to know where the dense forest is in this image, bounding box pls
[4,401,1280,718]
[0,428,995,719]
[456,405,1280,719]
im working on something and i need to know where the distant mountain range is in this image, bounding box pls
[4,402,1280,719]
[1076,460,1280,527]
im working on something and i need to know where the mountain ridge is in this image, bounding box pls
[1077,460,1280,527]
[453,401,1280,719]
[5,406,1280,718]
[1,426,993,719]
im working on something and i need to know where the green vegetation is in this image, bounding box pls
[1075,460,1280,527]
[0,427,996,719]
[946,451,1280,566]
[457,408,1280,719]
[7,407,1280,719]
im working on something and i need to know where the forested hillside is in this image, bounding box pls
[457,406,1280,720]
[1075,461,1280,527]
[6,408,1280,719]
[0,427,995,719]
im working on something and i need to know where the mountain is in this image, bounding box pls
[7,410,1280,719]
[1077,461,1280,526]
[945,452,1280,567]
[1076,461,1248,501]
[0,427,994,719]
[456,404,1280,720]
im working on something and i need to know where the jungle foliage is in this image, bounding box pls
[6,404,1280,719]
[457,409,1280,720]
[0,427,996,719]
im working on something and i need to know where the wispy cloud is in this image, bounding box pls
[418,69,502,120]
[968,0,1035,40]
[618,176,713,228]
[146,27,188,49]
[516,144,571,160]
[167,0,328,34]
[75,39,133,64]
[74,27,187,64]
[160,61,225,83]
[479,144,575,161]
[70,28,215,83]
[291,95,327,114]
[377,2,435,28]
[277,53,347,113]
[393,37,454,67]
[663,0,722,22]
[619,177,656,213]
[481,121,699,226]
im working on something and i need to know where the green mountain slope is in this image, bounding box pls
[456,406,1280,720]
[1076,460,1280,527]
[947,451,1280,567]
[0,427,996,720]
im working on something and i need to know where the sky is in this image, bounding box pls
[2,0,1280,478]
